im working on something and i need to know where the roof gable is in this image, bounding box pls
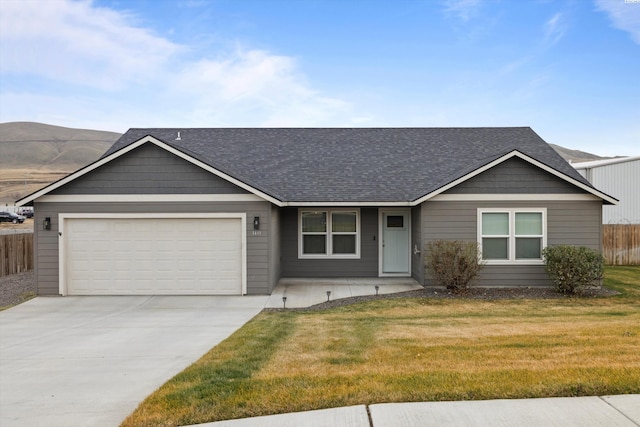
[16,135,281,206]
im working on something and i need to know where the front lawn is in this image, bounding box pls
[121,266,640,427]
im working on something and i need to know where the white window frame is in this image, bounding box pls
[477,208,547,265]
[298,209,361,259]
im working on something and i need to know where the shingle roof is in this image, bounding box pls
[106,127,594,203]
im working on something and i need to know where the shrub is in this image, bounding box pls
[542,245,604,294]
[425,240,485,291]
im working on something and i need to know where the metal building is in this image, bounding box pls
[574,156,640,224]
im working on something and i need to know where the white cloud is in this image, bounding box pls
[594,0,640,44]
[171,49,352,126]
[0,0,180,90]
[543,12,567,46]
[443,0,482,22]
[0,0,355,128]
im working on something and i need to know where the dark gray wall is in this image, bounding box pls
[446,157,587,194]
[269,205,281,290]
[280,207,379,277]
[34,201,273,295]
[411,205,423,283]
[420,200,602,287]
[52,143,250,195]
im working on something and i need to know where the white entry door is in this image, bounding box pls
[380,211,410,275]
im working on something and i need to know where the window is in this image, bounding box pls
[300,209,360,258]
[478,208,546,264]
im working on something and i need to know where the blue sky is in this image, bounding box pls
[1,0,638,156]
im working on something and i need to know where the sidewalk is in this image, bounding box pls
[192,395,640,426]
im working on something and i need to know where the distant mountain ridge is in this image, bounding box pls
[549,144,609,164]
[1,121,121,171]
[0,122,121,203]
[0,121,609,203]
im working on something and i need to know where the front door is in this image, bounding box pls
[380,210,410,275]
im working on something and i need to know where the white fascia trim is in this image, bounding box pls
[429,194,603,202]
[38,194,265,203]
[287,201,412,207]
[58,212,247,296]
[573,155,640,170]
[412,150,619,206]
[17,135,283,207]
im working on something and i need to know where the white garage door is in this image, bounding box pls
[64,217,243,295]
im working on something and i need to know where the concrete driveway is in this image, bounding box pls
[0,295,268,427]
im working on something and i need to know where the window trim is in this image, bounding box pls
[477,208,546,265]
[298,209,361,259]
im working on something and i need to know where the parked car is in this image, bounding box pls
[18,209,34,218]
[0,212,25,224]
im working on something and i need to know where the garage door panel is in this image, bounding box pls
[65,217,243,295]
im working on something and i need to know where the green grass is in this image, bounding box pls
[121,266,640,427]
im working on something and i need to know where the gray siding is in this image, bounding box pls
[421,200,602,287]
[52,143,250,195]
[411,205,424,283]
[446,157,587,194]
[269,205,281,290]
[280,207,379,277]
[34,201,273,295]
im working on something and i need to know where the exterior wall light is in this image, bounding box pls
[43,217,51,230]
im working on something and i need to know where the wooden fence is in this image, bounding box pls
[0,233,34,277]
[603,224,640,266]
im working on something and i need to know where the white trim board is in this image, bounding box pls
[429,194,603,202]
[38,194,265,203]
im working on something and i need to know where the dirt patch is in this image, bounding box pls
[0,217,34,232]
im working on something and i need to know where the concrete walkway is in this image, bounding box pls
[265,277,423,308]
[194,395,640,426]
[0,295,268,427]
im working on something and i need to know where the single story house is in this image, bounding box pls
[16,127,617,296]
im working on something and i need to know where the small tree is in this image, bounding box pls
[542,245,604,294]
[425,240,485,292]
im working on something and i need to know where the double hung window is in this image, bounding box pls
[300,210,359,258]
[478,208,546,264]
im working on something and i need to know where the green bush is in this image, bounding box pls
[425,240,485,291]
[542,245,604,294]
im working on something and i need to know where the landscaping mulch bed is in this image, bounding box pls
[269,285,620,312]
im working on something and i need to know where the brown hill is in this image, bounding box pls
[549,144,608,164]
[0,122,121,203]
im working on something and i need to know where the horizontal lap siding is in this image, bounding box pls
[51,143,249,195]
[34,201,272,295]
[446,157,587,194]
[422,200,602,287]
[280,207,378,277]
[411,206,424,283]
